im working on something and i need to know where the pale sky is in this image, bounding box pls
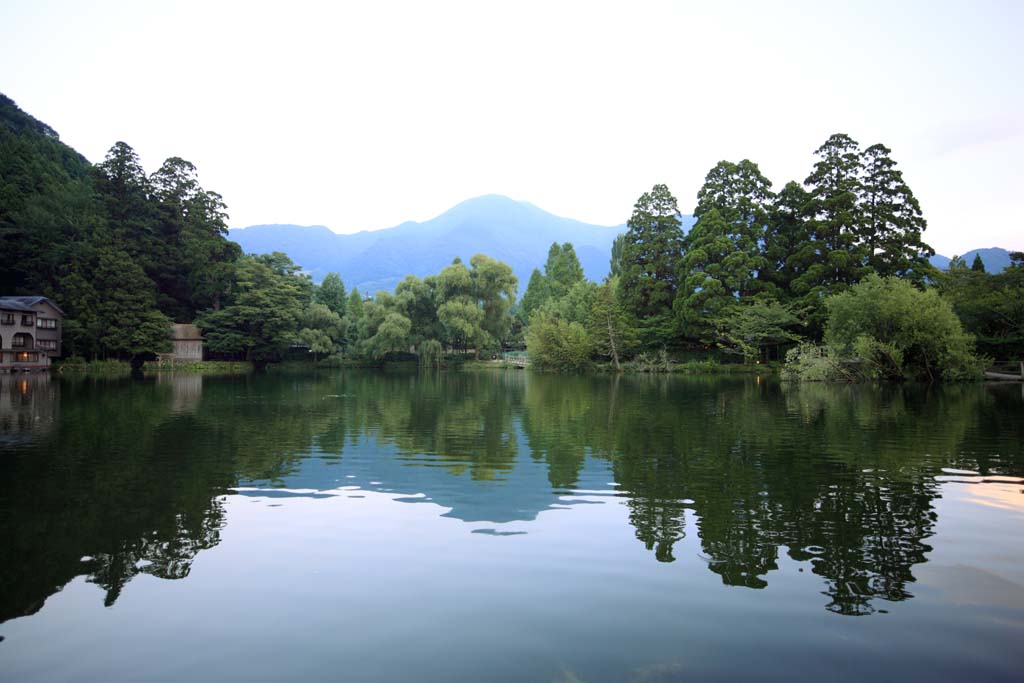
[1,0,1021,255]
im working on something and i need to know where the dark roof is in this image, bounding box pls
[0,296,65,315]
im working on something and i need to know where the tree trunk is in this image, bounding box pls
[607,317,621,372]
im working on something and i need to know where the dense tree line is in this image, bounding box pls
[2,94,1017,374]
[1,94,522,365]
[526,133,1020,377]
[1,95,240,360]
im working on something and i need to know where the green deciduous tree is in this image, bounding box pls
[713,300,803,363]
[525,311,592,371]
[937,260,1024,357]
[823,275,979,381]
[587,279,638,371]
[196,253,311,362]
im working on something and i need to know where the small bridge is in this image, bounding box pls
[502,351,530,368]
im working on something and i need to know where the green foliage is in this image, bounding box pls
[525,311,592,371]
[677,160,773,335]
[587,278,638,370]
[543,242,585,299]
[346,287,365,328]
[619,184,685,347]
[970,254,986,273]
[609,234,625,278]
[629,349,674,373]
[196,254,311,362]
[520,268,548,320]
[394,275,441,347]
[713,300,803,363]
[789,133,870,329]
[419,339,444,368]
[539,279,597,326]
[361,307,413,360]
[937,262,1024,357]
[781,343,847,382]
[860,144,933,282]
[470,253,518,348]
[759,181,811,299]
[519,243,583,321]
[785,275,980,382]
[675,208,747,337]
[298,302,346,359]
[315,273,347,316]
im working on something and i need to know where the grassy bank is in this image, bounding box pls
[54,358,253,375]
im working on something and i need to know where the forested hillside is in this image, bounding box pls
[0,94,521,365]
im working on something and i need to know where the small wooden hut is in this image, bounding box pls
[167,323,204,362]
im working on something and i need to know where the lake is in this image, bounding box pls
[1,370,1022,681]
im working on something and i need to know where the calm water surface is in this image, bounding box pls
[1,370,1022,681]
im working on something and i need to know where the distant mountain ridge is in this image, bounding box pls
[230,196,1012,294]
[928,247,1013,273]
[231,195,697,293]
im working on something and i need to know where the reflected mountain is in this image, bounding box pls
[1,370,1022,623]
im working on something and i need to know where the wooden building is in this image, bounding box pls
[167,323,204,362]
[0,296,63,373]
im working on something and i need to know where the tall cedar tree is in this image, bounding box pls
[618,184,685,347]
[759,181,811,299]
[791,134,869,330]
[676,160,773,338]
[860,143,933,282]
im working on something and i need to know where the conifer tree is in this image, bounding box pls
[860,143,933,282]
[791,134,869,330]
[520,268,548,320]
[619,184,685,347]
[315,272,348,316]
[760,181,811,298]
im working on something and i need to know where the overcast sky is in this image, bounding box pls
[1,0,1021,254]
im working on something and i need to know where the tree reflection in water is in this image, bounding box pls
[0,370,1021,622]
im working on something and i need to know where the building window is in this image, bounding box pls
[12,334,31,349]
[36,318,57,329]
[1,314,13,325]
[14,352,39,363]
[21,315,34,326]
[37,340,58,351]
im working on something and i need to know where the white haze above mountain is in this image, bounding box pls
[1,1,1022,256]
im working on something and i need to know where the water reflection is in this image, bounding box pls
[0,374,59,448]
[1,371,1022,625]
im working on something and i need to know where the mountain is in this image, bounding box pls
[230,195,697,293]
[929,247,1014,273]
